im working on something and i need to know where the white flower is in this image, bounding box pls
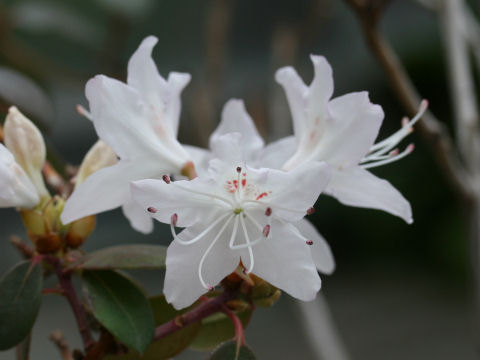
[61,36,193,233]
[0,143,39,209]
[75,140,118,186]
[276,55,426,223]
[131,135,332,309]
[185,98,297,176]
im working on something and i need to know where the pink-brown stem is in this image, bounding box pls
[154,290,236,340]
[221,304,245,345]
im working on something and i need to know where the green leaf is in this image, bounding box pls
[82,270,154,353]
[209,340,257,360]
[0,261,43,350]
[70,244,167,271]
[190,307,253,351]
[103,295,201,360]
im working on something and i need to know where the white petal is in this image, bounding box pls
[127,36,191,138]
[85,75,163,159]
[122,198,154,234]
[317,92,384,167]
[210,99,264,159]
[0,144,39,208]
[250,220,321,301]
[307,55,334,122]
[164,222,240,309]
[326,166,413,223]
[209,133,244,164]
[294,219,335,274]
[256,136,296,169]
[253,161,331,222]
[61,159,162,224]
[275,66,309,139]
[131,177,225,228]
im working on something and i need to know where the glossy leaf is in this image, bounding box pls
[190,307,253,351]
[209,340,257,360]
[104,295,201,360]
[82,270,154,353]
[0,261,43,350]
[71,244,167,270]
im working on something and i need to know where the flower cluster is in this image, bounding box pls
[2,36,426,310]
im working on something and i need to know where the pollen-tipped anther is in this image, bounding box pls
[406,143,415,153]
[306,240,313,245]
[265,207,272,216]
[207,284,214,291]
[263,224,270,237]
[306,207,315,215]
[389,149,399,156]
[171,213,178,226]
[162,174,171,184]
[147,207,157,213]
[236,166,242,173]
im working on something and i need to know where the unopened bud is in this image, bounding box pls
[4,107,48,198]
[35,233,62,254]
[65,215,96,248]
[75,140,117,187]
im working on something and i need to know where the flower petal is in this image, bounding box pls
[317,92,383,167]
[164,222,241,309]
[127,36,191,138]
[326,166,413,223]
[293,218,335,274]
[131,177,226,228]
[61,159,162,224]
[122,198,154,234]
[250,220,321,301]
[257,136,296,169]
[210,99,264,159]
[183,145,210,177]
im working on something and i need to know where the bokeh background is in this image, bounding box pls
[0,0,475,359]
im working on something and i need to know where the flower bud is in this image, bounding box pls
[65,215,96,248]
[4,107,48,198]
[248,274,281,307]
[75,140,117,186]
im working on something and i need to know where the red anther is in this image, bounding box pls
[207,285,214,291]
[306,240,313,245]
[263,224,270,237]
[265,207,272,216]
[162,174,171,184]
[147,207,157,213]
[406,143,415,153]
[236,166,242,173]
[306,207,315,215]
[389,149,399,156]
[401,117,409,127]
[171,213,178,226]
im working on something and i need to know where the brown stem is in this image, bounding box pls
[221,304,245,345]
[154,290,236,341]
[49,330,73,360]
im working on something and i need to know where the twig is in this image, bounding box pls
[221,304,245,345]
[344,0,474,202]
[154,290,237,340]
[49,330,73,360]
[9,236,35,259]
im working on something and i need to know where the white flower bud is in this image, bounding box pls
[75,140,118,186]
[4,106,48,198]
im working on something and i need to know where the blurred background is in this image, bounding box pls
[0,0,476,359]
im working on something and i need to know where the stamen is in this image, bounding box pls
[147,207,157,213]
[361,143,415,169]
[162,175,171,184]
[230,212,268,249]
[198,214,234,290]
[239,216,255,273]
[171,213,178,226]
[76,105,92,121]
[306,207,315,215]
[236,166,242,173]
[263,224,270,237]
[228,216,240,249]
[306,240,313,245]
[265,207,272,216]
[171,212,231,246]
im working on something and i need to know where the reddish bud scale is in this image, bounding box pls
[162,174,171,184]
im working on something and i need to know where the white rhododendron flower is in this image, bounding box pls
[0,107,48,209]
[61,36,193,233]
[276,55,426,223]
[131,134,333,309]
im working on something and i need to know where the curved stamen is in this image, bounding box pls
[228,216,240,249]
[174,183,234,207]
[230,213,266,250]
[239,215,255,274]
[198,214,234,290]
[171,212,231,245]
[361,144,414,169]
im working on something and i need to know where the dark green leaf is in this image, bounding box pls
[209,340,257,360]
[103,295,201,360]
[82,270,154,353]
[190,307,253,351]
[0,261,43,350]
[70,244,167,270]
